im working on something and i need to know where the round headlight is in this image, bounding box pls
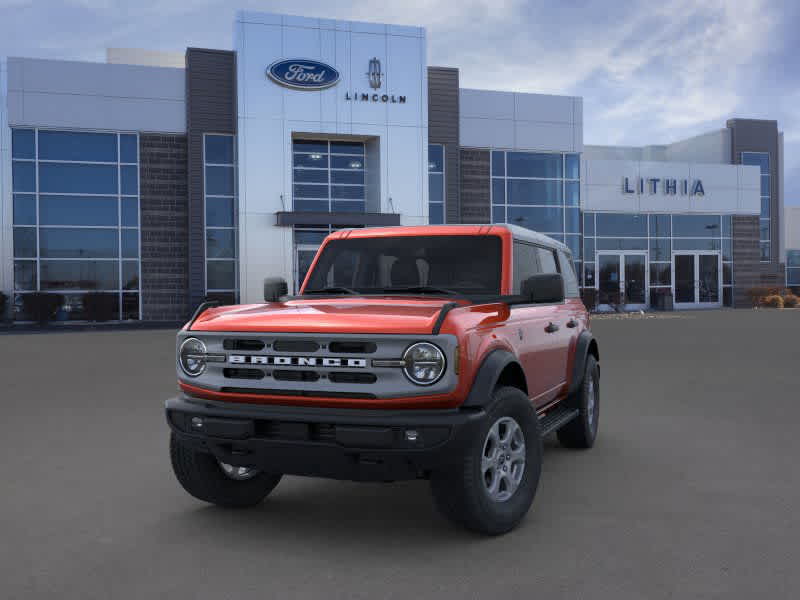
[403,342,446,386]
[179,337,207,377]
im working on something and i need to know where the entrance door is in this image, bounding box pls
[672,252,721,309]
[596,252,648,311]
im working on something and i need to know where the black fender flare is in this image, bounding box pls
[567,331,599,397]
[461,349,524,409]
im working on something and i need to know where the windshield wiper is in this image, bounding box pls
[303,286,360,295]
[378,285,461,296]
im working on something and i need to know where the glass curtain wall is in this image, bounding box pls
[292,140,365,213]
[428,144,444,224]
[787,250,800,289]
[11,128,141,320]
[742,152,771,261]
[204,134,238,304]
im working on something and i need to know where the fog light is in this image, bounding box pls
[191,416,204,429]
[405,429,419,442]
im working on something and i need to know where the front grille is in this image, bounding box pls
[219,387,377,399]
[273,370,320,382]
[223,339,265,351]
[329,341,377,354]
[329,371,377,384]
[223,368,265,380]
[273,340,320,353]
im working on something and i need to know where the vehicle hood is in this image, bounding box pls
[189,297,463,334]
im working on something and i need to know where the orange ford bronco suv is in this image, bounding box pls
[166,224,600,534]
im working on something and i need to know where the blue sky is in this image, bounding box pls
[2,0,797,204]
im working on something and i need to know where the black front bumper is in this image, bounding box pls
[165,394,487,482]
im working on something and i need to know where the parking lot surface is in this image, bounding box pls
[1,309,798,599]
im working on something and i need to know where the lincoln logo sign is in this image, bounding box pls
[229,355,367,368]
[266,59,340,90]
[623,177,705,196]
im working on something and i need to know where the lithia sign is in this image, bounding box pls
[623,177,705,196]
[267,57,406,103]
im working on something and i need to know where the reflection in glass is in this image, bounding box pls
[39,163,118,194]
[40,195,118,226]
[39,228,118,258]
[40,261,119,290]
[207,260,236,290]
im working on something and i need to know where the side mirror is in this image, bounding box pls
[263,277,288,302]
[521,273,565,304]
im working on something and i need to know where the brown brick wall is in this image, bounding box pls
[459,149,490,224]
[139,134,189,322]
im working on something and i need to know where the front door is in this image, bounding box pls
[672,252,721,309]
[596,252,648,311]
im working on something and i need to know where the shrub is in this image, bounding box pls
[762,295,784,309]
[0,291,7,322]
[782,294,799,308]
[22,293,64,324]
[83,292,118,322]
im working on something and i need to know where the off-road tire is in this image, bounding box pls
[430,386,542,535]
[170,433,282,508]
[557,354,599,449]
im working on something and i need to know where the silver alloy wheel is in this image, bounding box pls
[481,416,526,502]
[218,461,259,481]
[586,375,597,429]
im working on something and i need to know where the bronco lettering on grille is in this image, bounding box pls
[229,355,367,368]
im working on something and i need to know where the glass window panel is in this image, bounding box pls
[12,129,35,159]
[650,263,671,286]
[207,229,236,258]
[429,173,444,204]
[294,230,328,245]
[294,184,329,199]
[492,179,505,205]
[507,152,562,178]
[331,185,364,200]
[38,131,117,162]
[120,134,138,163]
[121,198,139,227]
[596,238,647,250]
[205,135,234,164]
[723,287,732,307]
[13,227,37,258]
[122,229,139,258]
[492,206,505,224]
[787,251,800,268]
[491,151,505,177]
[40,195,118,226]
[40,260,119,290]
[293,140,328,154]
[723,263,732,285]
[294,153,329,168]
[760,242,770,261]
[649,214,671,237]
[14,261,37,291]
[506,206,563,233]
[207,260,236,290]
[565,207,580,233]
[294,168,328,184]
[40,228,118,258]
[428,144,444,172]
[584,238,595,262]
[205,166,234,195]
[565,181,579,206]
[205,197,234,227]
[761,197,770,218]
[565,234,581,260]
[760,175,770,196]
[121,165,138,195]
[330,155,362,169]
[583,213,595,236]
[507,179,562,205]
[13,194,36,225]
[330,141,364,155]
[331,200,366,213]
[122,293,140,320]
[649,238,671,261]
[787,268,800,285]
[721,215,732,237]
[672,214,721,237]
[595,213,647,237]
[584,262,595,287]
[673,238,721,251]
[12,161,36,192]
[39,163,118,194]
[546,233,564,242]
[565,154,580,179]
[332,170,364,185]
[294,199,329,212]
[429,202,444,225]
[759,219,770,240]
[122,261,139,290]
[741,152,769,174]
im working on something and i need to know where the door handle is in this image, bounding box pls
[566,319,578,328]
[545,322,559,333]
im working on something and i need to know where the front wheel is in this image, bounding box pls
[170,434,282,508]
[430,386,542,535]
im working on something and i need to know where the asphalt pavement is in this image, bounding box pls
[1,309,798,599]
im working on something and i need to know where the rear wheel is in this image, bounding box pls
[557,354,600,448]
[430,386,542,535]
[169,434,282,508]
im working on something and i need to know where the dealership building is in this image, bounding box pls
[0,10,793,322]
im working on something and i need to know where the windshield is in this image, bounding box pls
[303,235,502,297]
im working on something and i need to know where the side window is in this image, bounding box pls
[558,250,580,298]
[512,241,540,293]
[536,247,560,275]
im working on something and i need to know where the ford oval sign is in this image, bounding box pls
[267,59,340,90]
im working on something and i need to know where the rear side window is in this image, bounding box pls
[536,247,560,275]
[557,250,580,298]
[512,241,541,293]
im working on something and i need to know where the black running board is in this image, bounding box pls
[539,406,579,436]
